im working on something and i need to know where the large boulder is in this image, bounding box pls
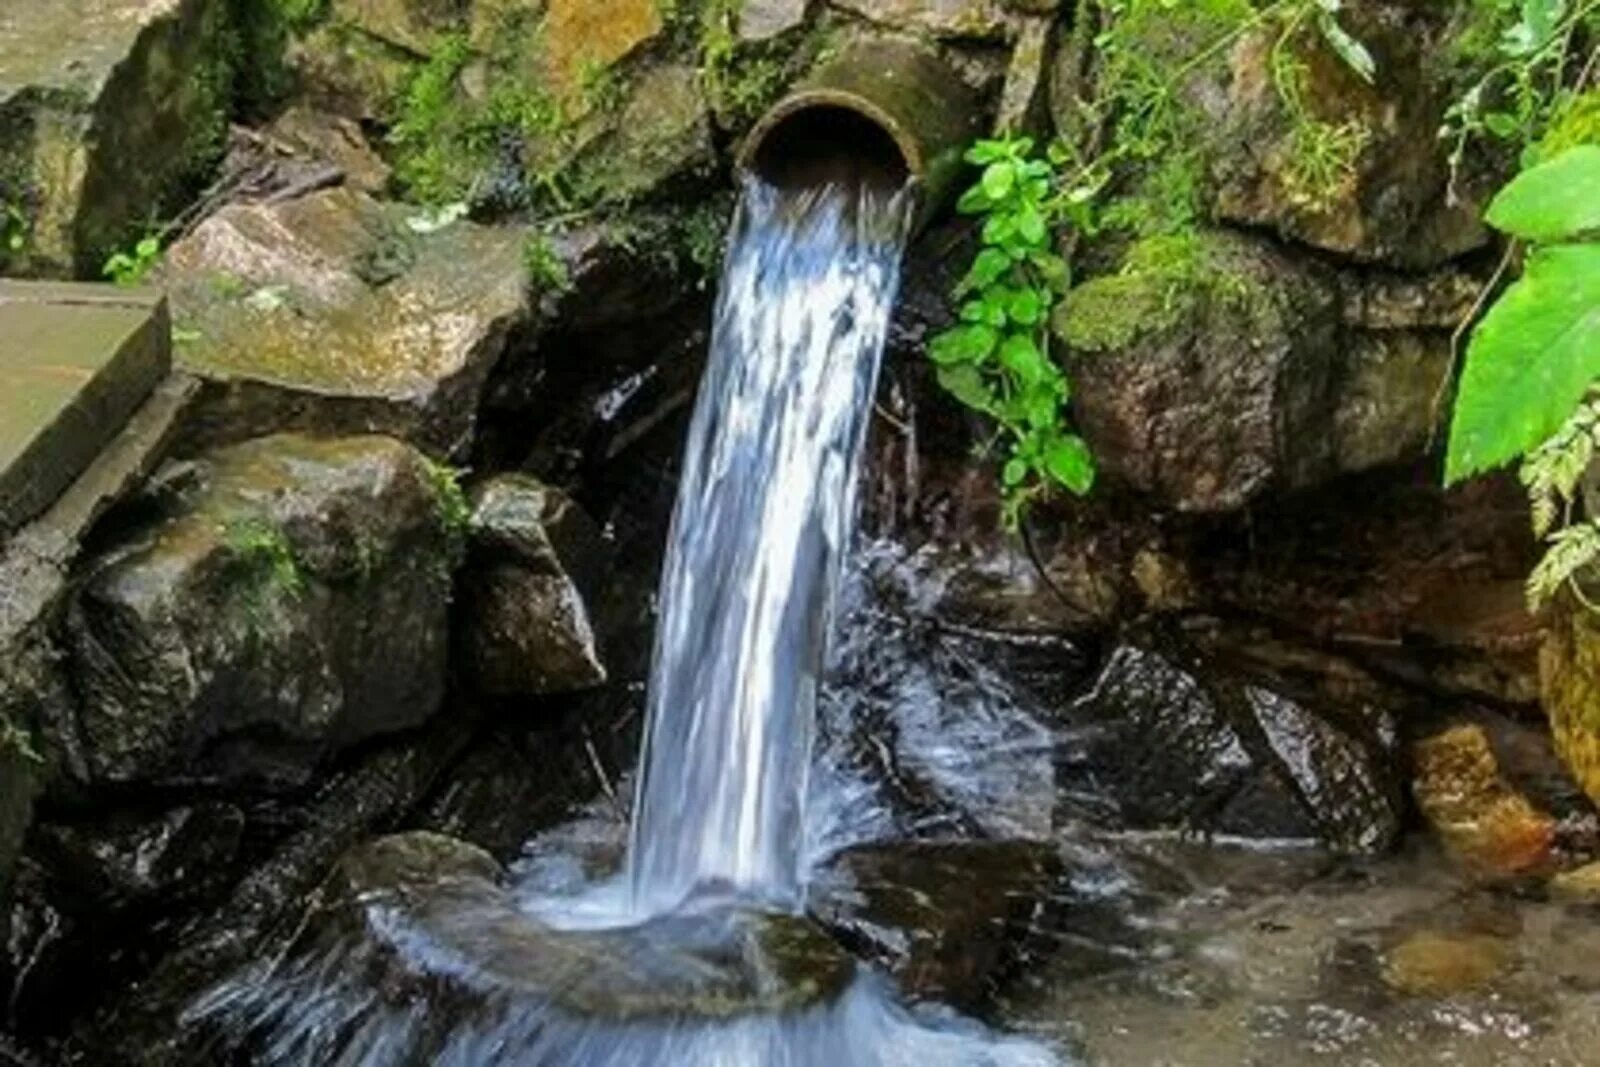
[1060,624,1404,854]
[461,474,608,698]
[162,187,533,457]
[64,433,462,789]
[0,0,233,278]
[1054,231,1342,512]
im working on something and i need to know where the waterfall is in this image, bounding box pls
[627,175,914,913]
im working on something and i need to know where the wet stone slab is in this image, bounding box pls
[0,281,169,533]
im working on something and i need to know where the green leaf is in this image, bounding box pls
[1008,288,1044,325]
[1445,243,1600,483]
[1486,146,1600,242]
[966,140,1008,164]
[929,323,999,365]
[1015,206,1047,245]
[1043,435,1095,494]
[1002,456,1029,487]
[982,213,1015,246]
[937,363,996,412]
[982,162,1016,200]
[1316,13,1375,84]
[957,184,993,215]
[998,333,1049,385]
[961,247,1011,292]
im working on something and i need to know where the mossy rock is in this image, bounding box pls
[161,187,534,456]
[1541,592,1600,807]
[0,0,234,278]
[65,433,461,789]
[1082,0,1492,267]
[1053,230,1342,512]
[193,832,857,1059]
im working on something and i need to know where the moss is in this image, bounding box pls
[1054,232,1265,352]
[231,0,332,114]
[220,516,305,631]
[421,457,472,562]
[1537,90,1600,161]
[523,230,573,293]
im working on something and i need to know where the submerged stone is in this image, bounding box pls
[65,433,459,789]
[1412,724,1557,877]
[462,474,609,697]
[162,187,532,456]
[191,832,854,1061]
[0,0,232,277]
[1381,930,1511,997]
[811,840,1060,1010]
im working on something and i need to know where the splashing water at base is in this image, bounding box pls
[186,174,1066,1066]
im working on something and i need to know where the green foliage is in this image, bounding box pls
[421,458,472,562]
[930,137,1091,527]
[524,231,573,294]
[0,199,28,260]
[1441,0,1600,189]
[1445,148,1600,484]
[102,235,162,286]
[220,517,305,628]
[0,715,41,766]
[697,0,787,124]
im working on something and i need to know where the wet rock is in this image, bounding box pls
[1054,231,1342,512]
[0,742,35,947]
[830,0,1014,40]
[1412,724,1556,877]
[1404,580,1541,707]
[1540,592,1600,806]
[71,715,475,1061]
[162,187,533,456]
[0,0,233,277]
[260,106,392,195]
[811,841,1061,1009]
[1381,930,1511,997]
[1550,861,1600,902]
[30,804,244,914]
[66,433,459,789]
[1061,625,1403,854]
[188,833,853,1061]
[462,474,608,697]
[1331,332,1452,475]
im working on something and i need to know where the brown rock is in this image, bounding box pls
[541,0,663,94]
[1541,593,1600,806]
[1413,724,1556,876]
[1382,930,1511,996]
[261,106,393,194]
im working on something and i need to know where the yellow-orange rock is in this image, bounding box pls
[1541,593,1600,805]
[541,0,662,94]
[1412,724,1556,877]
[1382,930,1510,997]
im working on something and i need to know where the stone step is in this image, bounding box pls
[0,281,170,533]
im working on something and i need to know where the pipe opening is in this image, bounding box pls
[746,104,912,195]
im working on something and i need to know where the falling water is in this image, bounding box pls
[627,175,914,913]
[188,169,1065,1067]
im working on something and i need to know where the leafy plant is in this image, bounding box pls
[102,235,162,286]
[0,200,27,258]
[929,136,1090,527]
[1441,0,1600,192]
[524,231,573,294]
[1445,144,1600,484]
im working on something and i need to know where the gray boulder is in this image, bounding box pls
[66,433,462,789]
[462,474,609,698]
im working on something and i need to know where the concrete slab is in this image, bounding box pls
[0,280,169,533]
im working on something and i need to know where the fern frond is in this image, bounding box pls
[1521,397,1600,536]
[1528,520,1600,611]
